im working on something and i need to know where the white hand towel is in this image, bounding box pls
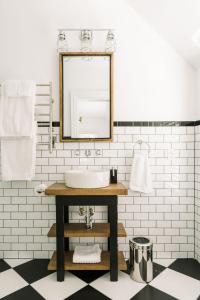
[1,123,37,181]
[129,153,153,194]
[0,80,35,138]
[73,244,102,264]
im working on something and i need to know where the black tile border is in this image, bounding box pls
[38,121,60,127]
[114,121,195,127]
[196,120,200,126]
[38,121,199,127]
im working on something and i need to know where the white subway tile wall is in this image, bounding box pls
[195,125,200,263]
[0,126,196,260]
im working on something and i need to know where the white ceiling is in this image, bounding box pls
[130,0,200,69]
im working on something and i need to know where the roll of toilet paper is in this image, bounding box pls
[34,183,47,196]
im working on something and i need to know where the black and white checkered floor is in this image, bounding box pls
[0,258,200,300]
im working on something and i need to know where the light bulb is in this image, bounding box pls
[57,31,68,53]
[105,30,116,52]
[80,30,93,52]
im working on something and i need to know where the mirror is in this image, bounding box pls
[60,53,113,141]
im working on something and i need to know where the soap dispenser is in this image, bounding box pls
[110,167,117,184]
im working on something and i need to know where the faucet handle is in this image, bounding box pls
[89,207,94,216]
[79,207,85,216]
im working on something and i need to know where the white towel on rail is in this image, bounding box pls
[4,80,35,97]
[129,153,153,194]
[73,244,102,264]
[0,80,35,138]
[1,122,37,181]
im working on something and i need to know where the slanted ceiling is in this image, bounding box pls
[130,0,200,69]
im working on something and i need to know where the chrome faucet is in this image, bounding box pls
[79,207,94,230]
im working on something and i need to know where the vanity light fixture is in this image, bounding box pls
[105,30,116,52]
[57,28,116,53]
[57,31,68,53]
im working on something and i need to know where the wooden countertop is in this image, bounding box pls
[45,182,128,196]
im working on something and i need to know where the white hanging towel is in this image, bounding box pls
[1,122,37,181]
[129,152,153,194]
[73,244,102,264]
[0,80,35,137]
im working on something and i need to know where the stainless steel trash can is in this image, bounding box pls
[129,237,153,283]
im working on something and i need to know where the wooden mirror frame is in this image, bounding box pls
[59,52,113,142]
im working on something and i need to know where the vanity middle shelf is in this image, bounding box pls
[48,223,127,238]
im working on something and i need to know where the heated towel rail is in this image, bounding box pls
[0,82,56,153]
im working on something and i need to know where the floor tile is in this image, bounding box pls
[168,258,200,281]
[154,259,176,268]
[153,262,166,279]
[5,259,31,268]
[123,260,165,280]
[31,271,87,300]
[66,285,111,300]
[0,259,11,273]
[0,269,28,298]
[90,271,146,300]
[130,285,177,300]
[1,285,45,300]
[150,268,200,300]
[1,258,199,300]
[14,259,54,284]
[69,270,109,284]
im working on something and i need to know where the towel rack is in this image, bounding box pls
[0,82,56,153]
[133,139,150,154]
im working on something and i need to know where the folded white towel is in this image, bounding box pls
[129,153,153,194]
[1,122,37,181]
[73,244,102,264]
[0,80,35,138]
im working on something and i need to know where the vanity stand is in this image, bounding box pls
[45,183,128,282]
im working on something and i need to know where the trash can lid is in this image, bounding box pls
[130,237,152,248]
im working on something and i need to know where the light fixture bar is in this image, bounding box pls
[57,28,116,53]
[58,28,115,32]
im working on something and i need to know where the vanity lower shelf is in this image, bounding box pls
[48,251,127,271]
[47,222,127,238]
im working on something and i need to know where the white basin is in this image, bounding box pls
[64,169,110,188]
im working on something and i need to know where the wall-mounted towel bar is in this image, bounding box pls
[0,82,56,153]
[133,139,150,154]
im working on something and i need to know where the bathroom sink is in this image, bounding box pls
[64,170,110,189]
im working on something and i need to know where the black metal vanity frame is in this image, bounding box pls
[56,195,118,282]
